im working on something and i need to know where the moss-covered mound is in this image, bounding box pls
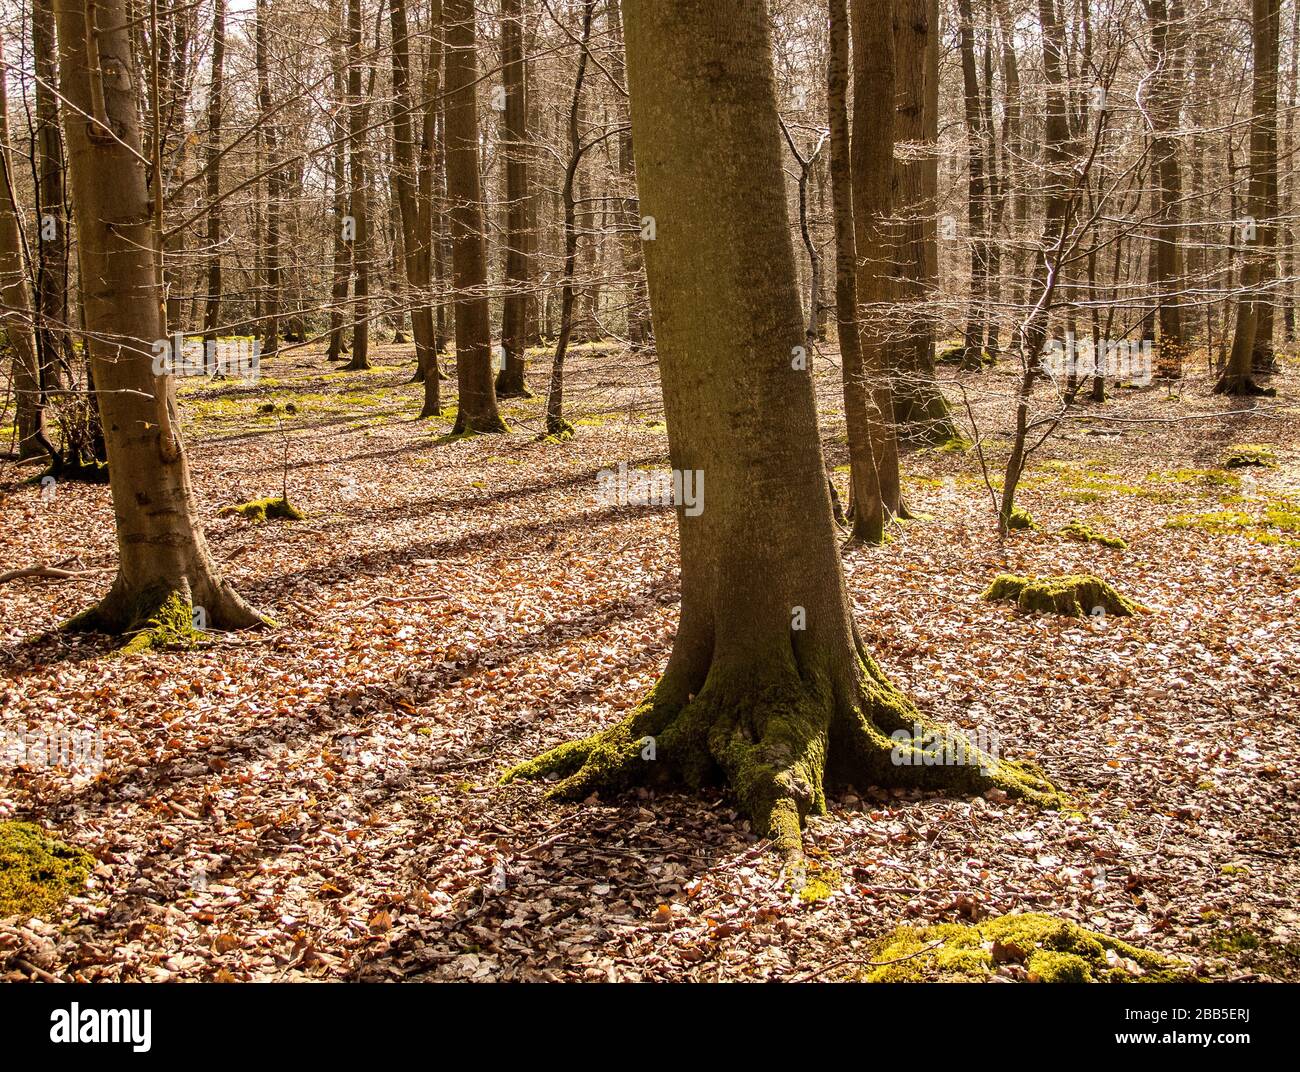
[0,822,93,919]
[1006,506,1036,531]
[1059,520,1128,550]
[983,573,1142,617]
[218,496,304,522]
[1223,444,1278,469]
[864,912,1185,983]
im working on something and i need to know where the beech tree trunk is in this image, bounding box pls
[1218,0,1279,394]
[445,0,507,432]
[202,0,225,346]
[891,0,959,443]
[344,0,372,370]
[1147,0,1186,377]
[849,0,906,528]
[0,37,45,458]
[496,0,533,397]
[32,0,72,389]
[255,0,280,359]
[390,0,437,392]
[52,0,261,635]
[507,0,1051,852]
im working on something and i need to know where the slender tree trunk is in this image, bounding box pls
[957,0,989,368]
[390,0,436,390]
[850,0,906,523]
[607,0,650,350]
[1250,0,1280,371]
[444,0,506,431]
[545,0,596,437]
[1148,0,1186,378]
[326,17,351,361]
[496,0,533,397]
[508,0,1051,853]
[0,39,44,459]
[255,0,280,359]
[52,0,261,635]
[202,0,225,347]
[891,0,959,443]
[830,0,888,544]
[33,0,71,390]
[418,0,445,412]
[1218,0,1279,393]
[344,0,372,370]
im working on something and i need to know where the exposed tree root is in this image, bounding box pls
[504,651,1059,857]
[1213,372,1275,397]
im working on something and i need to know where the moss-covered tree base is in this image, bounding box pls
[63,580,269,653]
[0,822,93,919]
[1060,520,1128,550]
[893,386,964,448]
[218,496,305,522]
[983,573,1143,617]
[504,652,1059,855]
[862,912,1188,982]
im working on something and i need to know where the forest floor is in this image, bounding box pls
[2,338,1298,982]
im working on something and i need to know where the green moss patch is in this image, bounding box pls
[863,912,1183,982]
[219,496,304,522]
[983,573,1143,617]
[0,822,94,919]
[1006,506,1036,531]
[119,591,208,655]
[1165,498,1300,548]
[1059,520,1128,550]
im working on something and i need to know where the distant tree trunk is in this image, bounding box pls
[1218,0,1278,394]
[850,0,906,523]
[545,0,596,437]
[344,0,372,370]
[607,0,650,350]
[255,0,280,359]
[1147,0,1186,377]
[496,0,533,397]
[1250,0,1280,371]
[956,0,989,368]
[508,0,1050,855]
[390,0,436,391]
[830,0,889,544]
[202,0,225,347]
[0,40,44,459]
[32,0,71,389]
[418,0,445,413]
[326,17,351,362]
[51,0,261,634]
[1283,0,1298,342]
[444,0,506,431]
[891,0,959,443]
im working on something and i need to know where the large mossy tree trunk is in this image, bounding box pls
[53,0,261,637]
[507,0,1054,853]
[444,0,507,434]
